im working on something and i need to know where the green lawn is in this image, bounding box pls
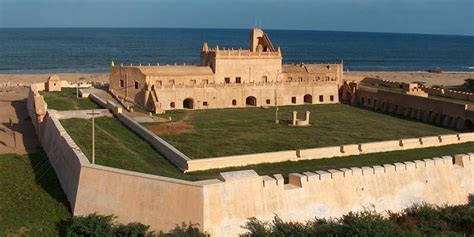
[61,117,473,181]
[40,88,101,111]
[0,152,71,235]
[154,104,454,158]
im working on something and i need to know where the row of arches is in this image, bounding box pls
[359,96,474,132]
[176,94,325,110]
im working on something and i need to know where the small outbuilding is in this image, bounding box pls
[46,74,62,92]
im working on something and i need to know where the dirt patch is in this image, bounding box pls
[145,121,195,135]
[0,87,39,154]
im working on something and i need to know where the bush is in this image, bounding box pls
[66,213,116,237]
[243,203,473,236]
[65,214,208,237]
[116,222,154,237]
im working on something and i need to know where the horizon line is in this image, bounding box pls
[1,26,472,37]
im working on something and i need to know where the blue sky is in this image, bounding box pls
[0,0,473,35]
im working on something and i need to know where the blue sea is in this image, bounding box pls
[0,28,473,73]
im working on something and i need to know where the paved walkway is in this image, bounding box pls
[89,88,165,123]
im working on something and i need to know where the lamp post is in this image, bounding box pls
[76,70,79,99]
[275,70,280,124]
[86,109,100,164]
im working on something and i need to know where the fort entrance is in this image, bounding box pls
[183,98,194,109]
[246,96,257,106]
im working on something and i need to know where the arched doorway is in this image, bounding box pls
[246,96,257,106]
[304,94,312,104]
[183,98,194,109]
[465,119,473,131]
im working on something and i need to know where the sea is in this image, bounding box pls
[0,28,473,74]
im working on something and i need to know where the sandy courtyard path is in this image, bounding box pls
[0,88,39,154]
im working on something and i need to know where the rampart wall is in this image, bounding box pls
[202,155,474,235]
[356,86,474,131]
[359,77,474,102]
[187,133,474,171]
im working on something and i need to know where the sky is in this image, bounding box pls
[0,0,473,36]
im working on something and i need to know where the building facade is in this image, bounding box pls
[109,28,343,113]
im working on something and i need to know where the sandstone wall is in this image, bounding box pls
[356,87,474,131]
[202,155,474,236]
[154,82,339,110]
[116,112,190,171]
[187,133,474,172]
[74,165,204,233]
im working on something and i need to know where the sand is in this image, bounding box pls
[0,73,108,87]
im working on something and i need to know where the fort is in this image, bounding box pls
[109,28,343,112]
[24,29,474,236]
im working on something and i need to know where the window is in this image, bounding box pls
[291,96,296,104]
[170,102,175,108]
[225,77,230,84]
[169,79,175,85]
[325,76,330,81]
[266,99,271,104]
[190,80,196,85]
[330,95,334,102]
[288,77,293,81]
[120,80,124,87]
[319,95,324,102]
[262,76,268,83]
[298,77,303,82]
[232,99,237,106]
[157,80,162,86]
[361,97,365,104]
[203,101,208,106]
[368,98,371,105]
[134,81,139,89]
[236,77,241,83]
[203,79,208,84]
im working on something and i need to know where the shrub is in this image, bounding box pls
[116,222,154,237]
[163,223,209,237]
[66,213,116,237]
[243,203,473,236]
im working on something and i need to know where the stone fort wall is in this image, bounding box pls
[356,86,474,131]
[28,84,474,236]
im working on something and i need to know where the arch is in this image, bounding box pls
[465,119,473,131]
[246,96,257,106]
[183,98,194,109]
[170,102,175,108]
[304,94,312,104]
[232,99,237,106]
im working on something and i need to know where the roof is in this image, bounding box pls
[282,64,307,74]
[137,65,214,77]
[283,64,339,74]
[48,74,61,81]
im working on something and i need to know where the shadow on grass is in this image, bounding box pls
[25,151,72,233]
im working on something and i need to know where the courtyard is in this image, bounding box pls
[59,102,472,181]
[61,116,473,181]
[40,88,101,111]
[146,104,455,158]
